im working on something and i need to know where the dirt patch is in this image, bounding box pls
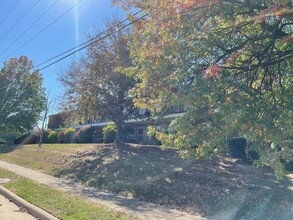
[56,144,293,219]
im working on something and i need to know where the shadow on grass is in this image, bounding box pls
[0,144,23,154]
[56,144,293,219]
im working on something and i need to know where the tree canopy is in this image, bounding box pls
[0,56,46,139]
[115,0,293,177]
[59,18,136,145]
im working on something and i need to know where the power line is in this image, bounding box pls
[0,0,59,58]
[0,0,40,42]
[1,0,83,63]
[37,13,147,71]
[0,0,21,26]
[35,10,143,69]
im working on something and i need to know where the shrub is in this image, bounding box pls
[44,130,58,143]
[103,124,116,143]
[92,128,104,143]
[74,126,94,143]
[228,138,247,160]
[57,127,76,143]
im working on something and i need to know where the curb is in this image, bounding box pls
[0,185,59,220]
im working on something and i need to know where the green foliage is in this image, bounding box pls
[44,130,58,143]
[103,124,117,143]
[1,133,16,144]
[117,0,293,178]
[57,128,76,143]
[0,56,46,137]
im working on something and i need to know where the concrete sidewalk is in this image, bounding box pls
[0,183,59,220]
[0,194,36,220]
[0,160,205,220]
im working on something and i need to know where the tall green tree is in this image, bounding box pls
[0,56,46,139]
[59,19,135,146]
[115,0,293,177]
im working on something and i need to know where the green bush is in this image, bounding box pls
[103,124,116,143]
[74,126,94,143]
[57,127,76,143]
[44,130,58,143]
[92,128,104,143]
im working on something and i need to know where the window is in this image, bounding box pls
[139,109,146,115]
[138,128,144,135]
[128,128,135,136]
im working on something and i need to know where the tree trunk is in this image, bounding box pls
[114,120,123,147]
[38,131,43,147]
[114,90,125,148]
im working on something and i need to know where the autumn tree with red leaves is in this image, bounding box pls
[115,0,293,178]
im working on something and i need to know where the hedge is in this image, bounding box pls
[44,130,58,143]
[103,124,116,143]
[74,126,94,143]
[57,127,76,143]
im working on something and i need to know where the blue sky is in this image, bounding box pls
[0,0,123,109]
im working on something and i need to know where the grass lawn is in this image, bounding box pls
[0,144,94,175]
[0,168,136,220]
[0,143,292,219]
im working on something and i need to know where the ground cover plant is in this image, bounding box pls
[0,168,136,220]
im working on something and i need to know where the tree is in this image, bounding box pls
[115,0,293,177]
[35,91,56,147]
[59,18,136,146]
[0,56,45,139]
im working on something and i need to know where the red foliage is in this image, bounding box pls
[204,65,222,79]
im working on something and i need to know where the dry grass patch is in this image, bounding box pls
[0,144,94,174]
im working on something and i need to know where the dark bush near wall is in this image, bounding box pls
[103,124,116,143]
[57,128,76,143]
[92,128,103,143]
[74,126,94,143]
[228,138,247,160]
[43,130,58,143]
[14,133,39,145]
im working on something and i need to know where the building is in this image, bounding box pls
[48,105,187,144]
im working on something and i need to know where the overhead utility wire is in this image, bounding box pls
[0,0,21,26]
[37,13,147,71]
[0,0,40,42]
[0,0,59,58]
[1,0,83,63]
[34,10,142,69]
